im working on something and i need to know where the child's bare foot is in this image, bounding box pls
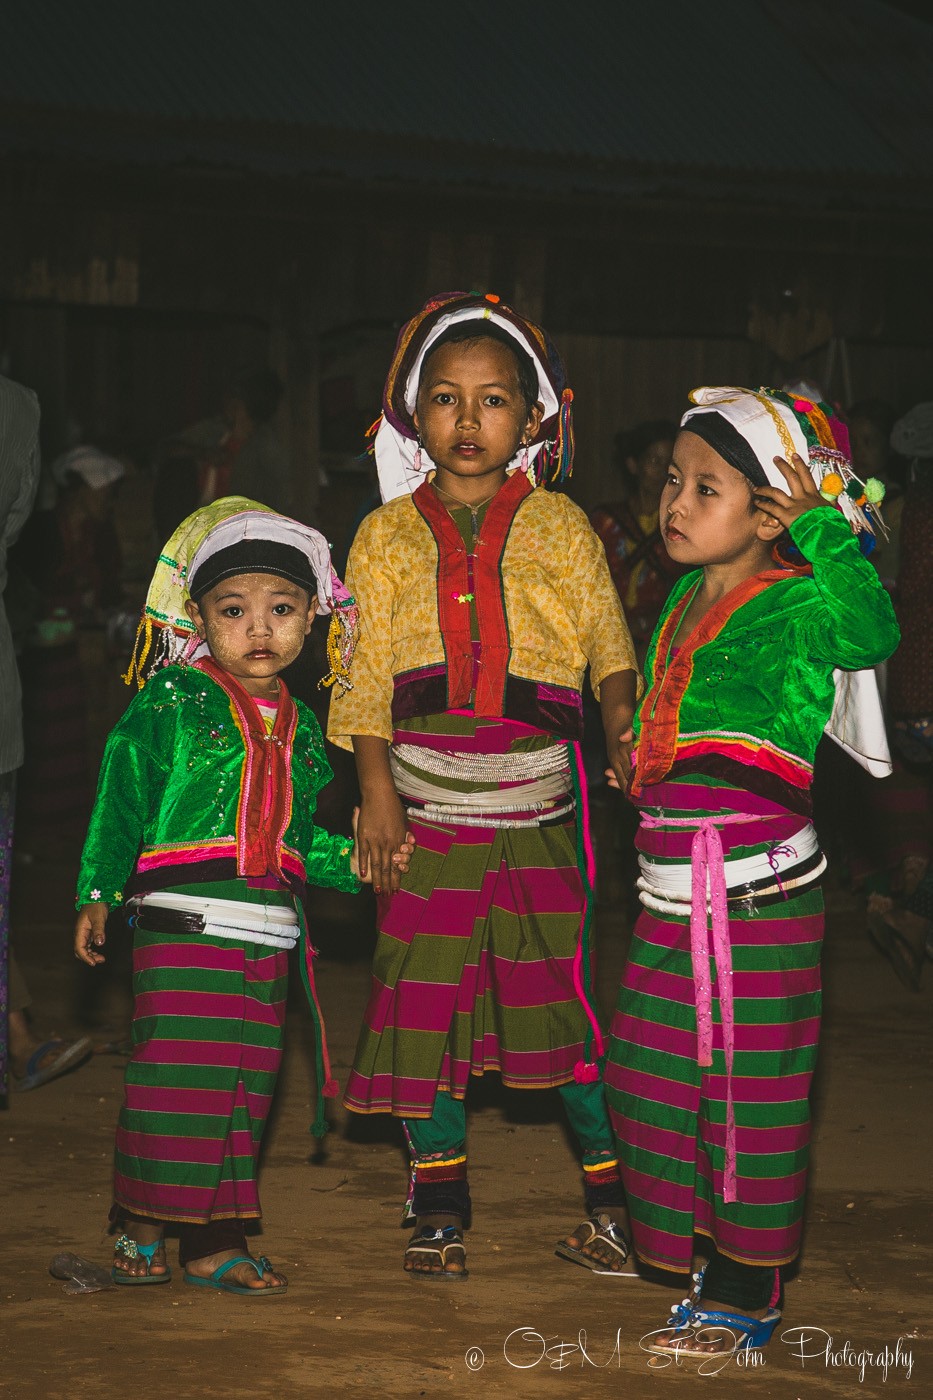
[112,1222,170,1281]
[404,1213,467,1278]
[183,1249,287,1291]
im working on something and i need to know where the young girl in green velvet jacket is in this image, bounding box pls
[604,387,899,1359]
[73,496,411,1296]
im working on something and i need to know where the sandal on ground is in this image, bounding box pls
[14,1037,93,1092]
[404,1225,468,1281]
[555,1214,636,1276]
[644,1270,780,1357]
[867,910,923,992]
[184,1254,287,1297]
[111,1234,172,1286]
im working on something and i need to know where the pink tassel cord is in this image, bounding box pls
[640,809,775,1205]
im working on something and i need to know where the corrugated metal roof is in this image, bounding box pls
[0,0,930,183]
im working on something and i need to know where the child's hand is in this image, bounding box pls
[74,903,109,966]
[605,725,635,792]
[599,670,638,794]
[391,828,416,876]
[753,453,831,528]
[354,791,409,894]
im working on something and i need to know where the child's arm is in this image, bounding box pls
[73,700,172,966]
[305,823,361,893]
[754,455,900,667]
[326,519,411,893]
[599,668,639,791]
[305,805,414,892]
[558,501,641,785]
[327,522,396,754]
[352,735,409,894]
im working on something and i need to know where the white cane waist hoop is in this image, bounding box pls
[128,891,300,950]
[637,822,825,915]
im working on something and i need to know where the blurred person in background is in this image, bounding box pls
[590,420,682,661]
[1,375,92,1094]
[155,367,291,536]
[588,421,682,912]
[867,401,933,990]
[13,444,126,833]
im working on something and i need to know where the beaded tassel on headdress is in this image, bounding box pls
[540,388,575,486]
[319,571,359,694]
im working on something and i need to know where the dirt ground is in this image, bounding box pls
[2,834,930,1400]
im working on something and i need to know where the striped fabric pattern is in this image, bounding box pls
[605,777,824,1272]
[114,927,288,1224]
[344,716,591,1119]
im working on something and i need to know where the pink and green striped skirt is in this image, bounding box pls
[114,922,288,1225]
[605,776,823,1272]
[344,714,597,1119]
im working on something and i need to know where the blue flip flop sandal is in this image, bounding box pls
[14,1037,93,1091]
[184,1255,287,1297]
[644,1266,780,1357]
[112,1234,172,1286]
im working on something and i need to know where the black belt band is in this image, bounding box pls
[126,905,206,937]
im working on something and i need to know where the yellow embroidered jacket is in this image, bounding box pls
[328,473,638,748]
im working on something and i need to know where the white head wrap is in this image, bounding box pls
[682,387,813,489]
[188,510,336,615]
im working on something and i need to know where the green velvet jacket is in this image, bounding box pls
[77,659,358,908]
[630,508,901,808]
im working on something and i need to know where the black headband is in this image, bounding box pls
[680,411,768,488]
[189,540,317,602]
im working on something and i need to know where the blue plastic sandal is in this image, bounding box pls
[111,1233,171,1286]
[14,1037,93,1092]
[646,1267,780,1357]
[184,1254,287,1297]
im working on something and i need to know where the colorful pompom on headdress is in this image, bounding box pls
[123,496,359,693]
[681,386,887,549]
[370,291,574,503]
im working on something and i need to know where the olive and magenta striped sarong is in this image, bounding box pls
[344,715,596,1118]
[605,777,823,1271]
[114,923,288,1225]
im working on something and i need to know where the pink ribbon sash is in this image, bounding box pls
[640,810,767,1204]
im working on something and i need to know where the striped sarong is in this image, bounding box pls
[344,714,597,1118]
[605,777,823,1271]
[114,923,288,1225]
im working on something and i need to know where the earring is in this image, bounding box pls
[519,441,530,472]
[413,435,424,473]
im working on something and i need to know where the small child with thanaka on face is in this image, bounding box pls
[74,497,413,1295]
